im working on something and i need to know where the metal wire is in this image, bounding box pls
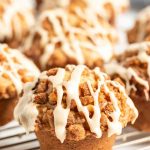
[0,121,150,150]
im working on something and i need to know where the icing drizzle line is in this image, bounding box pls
[0,44,40,94]
[0,0,35,41]
[15,65,138,143]
[105,42,150,100]
[24,7,116,69]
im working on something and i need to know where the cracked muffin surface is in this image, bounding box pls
[15,65,138,143]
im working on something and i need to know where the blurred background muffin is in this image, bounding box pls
[23,5,117,71]
[0,0,35,48]
[105,42,150,131]
[0,44,40,126]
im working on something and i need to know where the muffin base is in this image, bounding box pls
[36,131,116,150]
[0,97,17,126]
[132,98,150,132]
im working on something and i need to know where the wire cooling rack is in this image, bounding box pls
[0,120,150,150]
[0,4,150,150]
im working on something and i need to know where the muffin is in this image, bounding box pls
[105,42,150,131]
[23,6,117,71]
[128,6,150,43]
[38,0,129,25]
[0,0,35,48]
[15,65,138,150]
[0,44,40,126]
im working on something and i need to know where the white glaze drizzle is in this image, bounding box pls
[0,0,35,41]
[105,42,150,101]
[24,6,117,69]
[15,65,138,143]
[14,78,39,132]
[0,44,40,95]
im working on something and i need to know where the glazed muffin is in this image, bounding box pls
[0,44,40,126]
[38,0,129,25]
[128,6,150,43]
[105,42,150,131]
[0,0,35,48]
[15,65,138,150]
[23,6,117,71]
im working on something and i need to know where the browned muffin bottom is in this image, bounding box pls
[128,6,150,43]
[0,44,39,126]
[0,76,17,126]
[105,42,150,131]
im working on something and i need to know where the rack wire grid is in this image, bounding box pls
[0,120,150,150]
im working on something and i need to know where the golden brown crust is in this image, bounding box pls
[36,130,116,150]
[32,66,136,141]
[0,44,39,126]
[0,97,17,126]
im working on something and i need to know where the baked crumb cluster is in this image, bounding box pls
[15,65,138,143]
[128,6,150,43]
[23,4,118,70]
[0,0,35,48]
[105,42,150,102]
[0,44,39,100]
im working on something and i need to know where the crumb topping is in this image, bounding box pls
[15,65,138,143]
[23,4,117,70]
[105,42,150,101]
[0,44,40,100]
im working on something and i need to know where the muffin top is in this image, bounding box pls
[23,6,117,70]
[15,65,138,143]
[0,44,40,100]
[128,6,150,43]
[105,42,150,101]
[0,0,35,47]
